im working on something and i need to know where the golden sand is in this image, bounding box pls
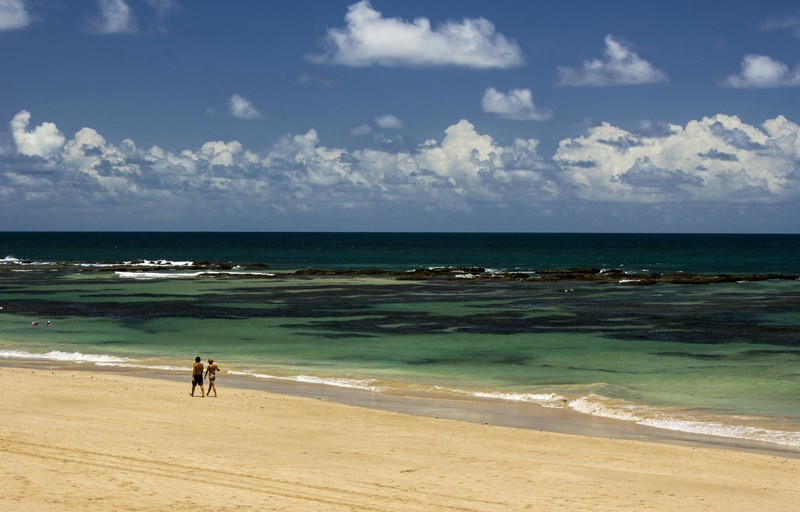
[3,366,799,511]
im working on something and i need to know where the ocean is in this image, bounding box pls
[2,232,799,450]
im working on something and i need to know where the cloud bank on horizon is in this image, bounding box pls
[2,0,800,231]
[6,109,800,229]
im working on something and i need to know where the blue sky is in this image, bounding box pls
[2,0,800,232]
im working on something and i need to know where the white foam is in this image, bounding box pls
[0,349,133,364]
[0,349,189,373]
[126,260,195,267]
[115,270,274,280]
[228,370,379,391]
[1,256,54,266]
[458,389,800,447]
[116,271,208,280]
[83,260,195,268]
[568,396,641,421]
[567,394,800,447]
[94,362,186,372]
[295,374,379,390]
[3,257,202,268]
[467,390,569,407]
[638,418,800,446]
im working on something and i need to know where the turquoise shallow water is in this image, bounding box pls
[1,232,800,448]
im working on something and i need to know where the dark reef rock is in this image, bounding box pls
[2,260,797,285]
[536,267,602,275]
[394,267,799,285]
[399,267,486,278]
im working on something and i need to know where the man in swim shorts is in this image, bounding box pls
[191,356,205,397]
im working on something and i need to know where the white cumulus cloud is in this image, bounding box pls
[90,0,137,34]
[4,110,800,230]
[10,110,66,158]
[62,126,141,193]
[0,0,31,31]
[374,114,403,129]
[415,119,503,182]
[229,94,263,120]
[723,54,800,88]
[412,119,551,203]
[554,114,799,203]
[557,35,667,86]
[199,141,243,167]
[481,87,552,121]
[308,0,524,68]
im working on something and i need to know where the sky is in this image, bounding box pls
[1,0,800,232]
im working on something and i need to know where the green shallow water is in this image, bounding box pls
[2,271,799,429]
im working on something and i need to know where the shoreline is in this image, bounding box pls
[3,365,800,511]
[5,359,799,459]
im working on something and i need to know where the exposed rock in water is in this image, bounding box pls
[1,260,797,285]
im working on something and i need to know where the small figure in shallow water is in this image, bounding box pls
[205,358,219,397]
[191,356,205,397]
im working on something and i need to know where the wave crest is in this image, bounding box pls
[227,370,379,391]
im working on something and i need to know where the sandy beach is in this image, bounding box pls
[3,366,799,511]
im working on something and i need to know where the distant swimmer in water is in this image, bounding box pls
[32,321,39,327]
[205,358,219,397]
[46,321,51,327]
[191,356,205,397]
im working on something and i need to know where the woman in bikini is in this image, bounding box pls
[205,358,220,397]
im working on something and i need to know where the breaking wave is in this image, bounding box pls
[467,390,800,448]
[227,370,380,391]
[0,350,184,372]
[115,270,274,280]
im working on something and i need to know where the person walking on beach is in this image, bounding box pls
[205,358,219,397]
[191,356,205,397]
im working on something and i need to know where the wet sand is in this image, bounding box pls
[3,366,799,511]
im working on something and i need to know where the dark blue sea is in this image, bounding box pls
[2,232,799,273]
